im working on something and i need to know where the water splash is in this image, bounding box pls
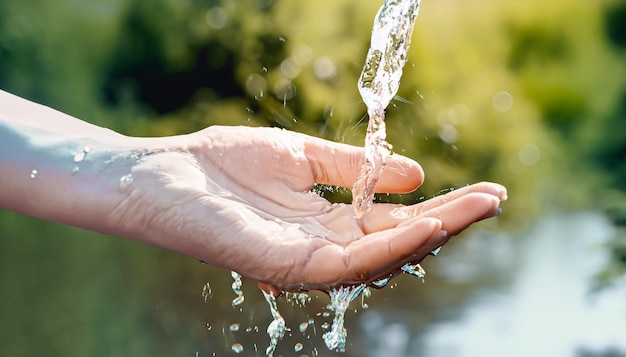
[30,169,37,179]
[361,287,372,309]
[231,271,245,307]
[401,262,426,282]
[352,0,421,218]
[263,291,286,356]
[322,284,366,351]
[286,292,311,307]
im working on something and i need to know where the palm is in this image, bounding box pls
[139,126,506,292]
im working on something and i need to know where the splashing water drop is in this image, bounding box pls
[352,0,421,218]
[431,246,442,256]
[322,284,366,351]
[230,323,240,332]
[231,343,244,353]
[294,342,304,352]
[361,287,371,309]
[71,167,79,176]
[201,282,212,302]
[30,169,37,178]
[299,321,309,333]
[231,271,245,307]
[401,262,426,282]
[263,291,286,357]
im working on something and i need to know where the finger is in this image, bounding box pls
[301,217,443,287]
[361,182,507,234]
[302,136,424,193]
[414,182,508,213]
[416,192,502,236]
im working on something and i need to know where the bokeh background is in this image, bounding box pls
[1,0,625,356]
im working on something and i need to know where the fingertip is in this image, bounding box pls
[379,154,424,193]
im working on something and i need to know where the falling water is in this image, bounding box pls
[203,1,425,354]
[263,291,286,356]
[352,0,421,218]
[322,284,367,351]
[230,271,245,307]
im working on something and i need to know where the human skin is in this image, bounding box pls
[0,89,507,294]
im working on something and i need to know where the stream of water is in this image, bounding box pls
[352,0,421,219]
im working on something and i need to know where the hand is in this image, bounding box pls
[116,125,507,293]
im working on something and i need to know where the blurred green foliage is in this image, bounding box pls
[1,0,626,354]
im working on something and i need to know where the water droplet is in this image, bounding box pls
[202,282,212,302]
[321,322,330,330]
[372,277,389,288]
[73,147,91,163]
[299,322,309,333]
[246,73,267,98]
[71,167,79,176]
[231,271,245,307]
[230,323,240,332]
[119,174,134,192]
[294,342,304,352]
[431,246,442,256]
[30,169,37,178]
[231,343,244,353]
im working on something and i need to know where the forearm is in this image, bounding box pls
[0,90,181,237]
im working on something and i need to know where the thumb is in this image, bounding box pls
[302,136,424,193]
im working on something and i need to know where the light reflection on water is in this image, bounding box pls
[360,212,626,357]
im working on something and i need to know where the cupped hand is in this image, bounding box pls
[121,126,506,293]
